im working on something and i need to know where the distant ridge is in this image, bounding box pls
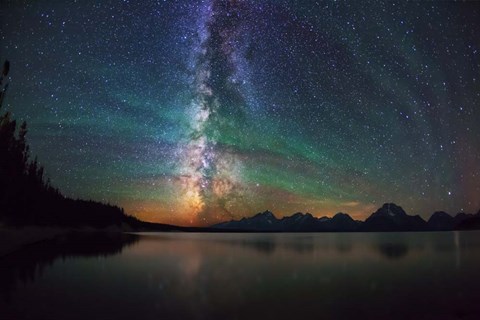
[212,203,480,232]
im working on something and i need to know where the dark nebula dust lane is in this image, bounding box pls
[1,0,480,225]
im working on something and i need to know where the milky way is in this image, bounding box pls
[1,0,480,225]
[178,1,248,224]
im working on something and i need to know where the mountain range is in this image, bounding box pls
[212,203,480,232]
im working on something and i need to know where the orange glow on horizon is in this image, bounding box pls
[122,197,379,227]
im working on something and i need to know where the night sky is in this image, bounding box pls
[1,0,480,226]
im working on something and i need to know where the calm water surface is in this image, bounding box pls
[2,231,480,320]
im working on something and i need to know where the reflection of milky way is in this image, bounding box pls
[178,1,247,224]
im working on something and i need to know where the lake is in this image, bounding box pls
[1,231,480,319]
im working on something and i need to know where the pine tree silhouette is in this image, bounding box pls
[0,60,140,228]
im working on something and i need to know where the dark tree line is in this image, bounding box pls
[0,60,139,228]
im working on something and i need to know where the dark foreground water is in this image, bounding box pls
[1,231,480,320]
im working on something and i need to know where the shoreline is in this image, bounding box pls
[2,225,479,259]
[0,225,128,259]
[0,226,68,258]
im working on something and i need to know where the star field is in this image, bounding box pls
[1,0,480,226]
